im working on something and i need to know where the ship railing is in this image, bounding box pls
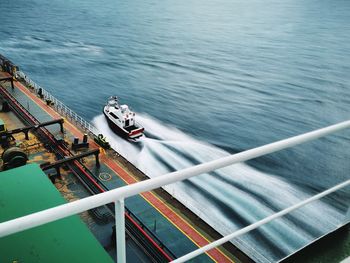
[15,71,100,136]
[14,70,154,175]
[0,114,350,261]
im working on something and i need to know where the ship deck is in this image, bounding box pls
[0,70,240,262]
[0,164,113,263]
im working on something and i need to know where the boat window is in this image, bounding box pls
[110,112,119,120]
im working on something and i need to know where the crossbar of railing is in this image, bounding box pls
[0,119,349,261]
[172,178,350,263]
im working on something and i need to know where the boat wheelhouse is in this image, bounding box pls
[103,96,144,139]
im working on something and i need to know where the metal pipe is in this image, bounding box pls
[172,179,350,263]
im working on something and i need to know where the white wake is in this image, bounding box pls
[92,113,345,262]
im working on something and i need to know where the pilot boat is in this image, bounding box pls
[103,96,144,139]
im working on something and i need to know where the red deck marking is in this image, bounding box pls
[13,80,234,263]
[104,160,233,263]
[15,81,89,140]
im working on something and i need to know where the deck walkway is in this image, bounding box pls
[0,72,234,263]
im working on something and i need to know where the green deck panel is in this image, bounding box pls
[0,164,113,263]
[6,84,213,262]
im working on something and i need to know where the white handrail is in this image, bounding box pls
[0,120,348,235]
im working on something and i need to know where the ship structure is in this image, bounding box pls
[0,54,349,262]
[0,54,238,262]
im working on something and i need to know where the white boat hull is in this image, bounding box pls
[103,107,144,139]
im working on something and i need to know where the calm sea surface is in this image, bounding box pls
[1,0,350,261]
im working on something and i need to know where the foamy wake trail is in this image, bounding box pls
[92,113,345,262]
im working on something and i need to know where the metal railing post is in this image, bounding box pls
[115,199,126,263]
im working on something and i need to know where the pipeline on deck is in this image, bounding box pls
[0,79,175,262]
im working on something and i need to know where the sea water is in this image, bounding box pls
[1,0,350,261]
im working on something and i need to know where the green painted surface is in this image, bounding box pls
[0,164,113,263]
